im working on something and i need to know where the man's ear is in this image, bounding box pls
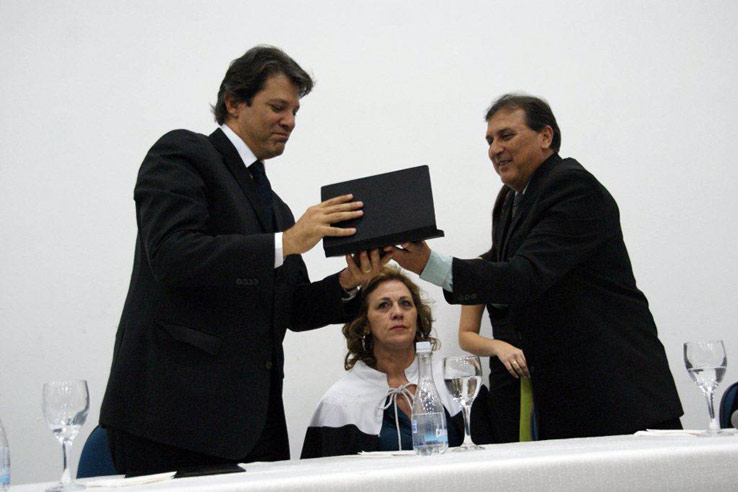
[540,125,554,150]
[224,94,241,118]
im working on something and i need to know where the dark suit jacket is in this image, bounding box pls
[100,128,357,459]
[448,154,683,439]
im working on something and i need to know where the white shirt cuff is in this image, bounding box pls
[419,250,454,292]
[274,232,284,269]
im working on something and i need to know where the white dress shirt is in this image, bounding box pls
[220,124,284,268]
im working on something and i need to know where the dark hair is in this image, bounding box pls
[212,45,314,124]
[342,267,439,371]
[484,93,561,152]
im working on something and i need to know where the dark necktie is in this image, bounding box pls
[512,192,523,218]
[248,160,275,228]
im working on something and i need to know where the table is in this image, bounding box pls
[14,433,738,491]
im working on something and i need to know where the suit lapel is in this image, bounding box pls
[490,186,510,261]
[272,197,285,232]
[498,190,515,260]
[209,128,274,232]
[502,154,562,257]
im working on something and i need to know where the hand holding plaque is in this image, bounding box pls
[321,166,444,257]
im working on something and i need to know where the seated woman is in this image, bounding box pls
[301,267,492,458]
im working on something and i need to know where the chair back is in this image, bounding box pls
[719,381,738,429]
[77,425,116,478]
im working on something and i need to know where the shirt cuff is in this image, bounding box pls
[274,232,284,269]
[419,250,454,292]
[341,285,360,302]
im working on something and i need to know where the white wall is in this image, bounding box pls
[2,0,737,484]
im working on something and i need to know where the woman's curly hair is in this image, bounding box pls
[343,267,439,370]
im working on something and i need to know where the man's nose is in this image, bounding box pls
[281,113,295,131]
[489,142,502,160]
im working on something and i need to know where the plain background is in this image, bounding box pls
[2,0,737,484]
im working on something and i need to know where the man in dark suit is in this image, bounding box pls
[100,46,387,474]
[390,94,683,439]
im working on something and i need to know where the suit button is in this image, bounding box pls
[265,360,273,370]
[471,294,477,300]
[253,278,259,285]
[236,278,242,285]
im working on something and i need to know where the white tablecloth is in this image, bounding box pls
[14,434,738,491]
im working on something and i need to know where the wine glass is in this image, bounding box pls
[443,355,484,451]
[42,380,89,491]
[683,341,730,437]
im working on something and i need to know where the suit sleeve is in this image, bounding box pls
[284,256,359,331]
[134,130,274,288]
[446,169,620,310]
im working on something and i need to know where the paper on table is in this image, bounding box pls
[634,429,738,436]
[357,450,416,457]
[85,471,176,487]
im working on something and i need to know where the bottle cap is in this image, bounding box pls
[416,341,431,353]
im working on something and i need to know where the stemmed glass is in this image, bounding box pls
[42,380,89,491]
[443,355,484,451]
[683,341,730,437]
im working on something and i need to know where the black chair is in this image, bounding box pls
[77,425,116,478]
[719,381,738,429]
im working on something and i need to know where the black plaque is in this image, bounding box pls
[321,165,444,257]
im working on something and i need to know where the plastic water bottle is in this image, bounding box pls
[411,341,448,455]
[0,417,9,491]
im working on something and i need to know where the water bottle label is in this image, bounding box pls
[412,413,448,448]
[424,426,447,444]
[0,446,8,484]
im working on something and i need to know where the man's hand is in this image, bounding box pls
[384,241,431,275]
[282,194,362,256]
[339,249,392,290]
